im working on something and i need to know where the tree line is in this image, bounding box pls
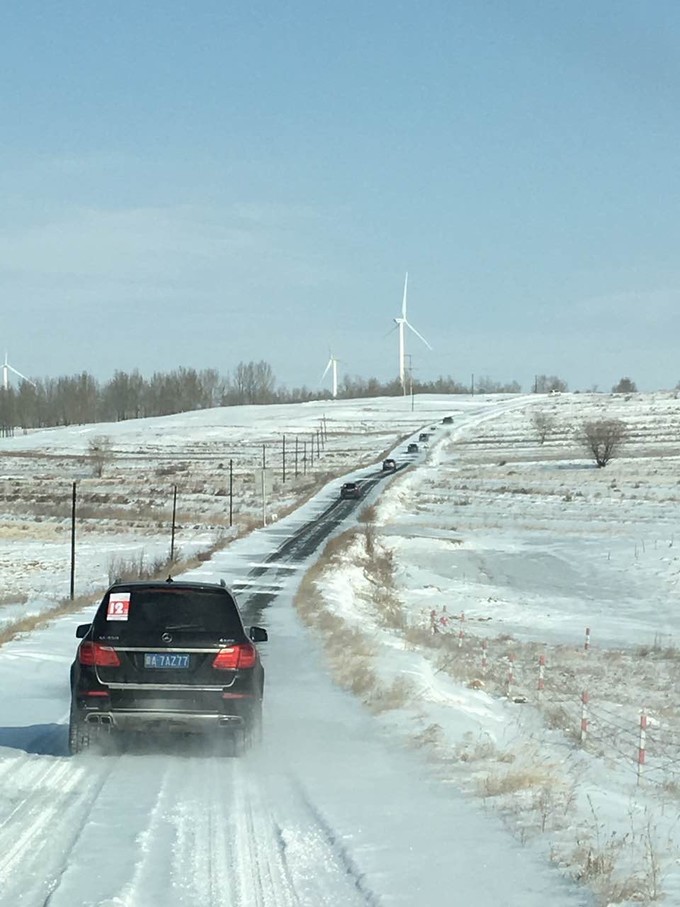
[0,362,525,431]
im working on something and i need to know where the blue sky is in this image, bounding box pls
[1,1,679,392]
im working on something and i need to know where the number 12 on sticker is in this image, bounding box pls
[107,592,130,621]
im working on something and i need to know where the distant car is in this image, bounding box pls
[407,443,419,454]
[69,579,267,755]
[418,432,431,442]
[340,481,362,499]
[442,416,453,424]
[382,458,397,472]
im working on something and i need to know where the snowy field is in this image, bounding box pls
[307,391,680,904]
[0,396,452,617]
[0,391,679,904]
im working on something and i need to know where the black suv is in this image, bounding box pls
[340,481,362,499]
[69,579,267,754]
[407,442,419,453]
[382,458,397,472]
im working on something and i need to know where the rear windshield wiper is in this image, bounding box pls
[162,624,207,632]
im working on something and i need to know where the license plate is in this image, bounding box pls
[144,653,190,669]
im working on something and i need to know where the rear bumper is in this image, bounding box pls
[74,685,260,732]
[82,709,247,732]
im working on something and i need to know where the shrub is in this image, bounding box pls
[580,419,627,468]
[88,434,114,477]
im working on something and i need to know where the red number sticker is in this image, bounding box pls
[107,592,130,621]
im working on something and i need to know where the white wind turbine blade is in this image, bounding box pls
[401,272,408,319]
[8,364,30,382]
[405,320,433,351]
[321,358,332,380]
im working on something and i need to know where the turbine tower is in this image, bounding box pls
[393,273,432,393]
[321,352,340,399]
[2,353,34,391]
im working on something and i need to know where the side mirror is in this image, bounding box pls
[249,626,268,643]
[75,623,91,639]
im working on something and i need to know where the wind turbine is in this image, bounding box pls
[2,353,34,391]
[321,352,340,399]
[393,273,432,393]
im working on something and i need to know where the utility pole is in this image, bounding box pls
[471,373,475,397]
[294,436,299,478]
[282,434,286,483]
[303,440,307,475]
[170,484,178,562]
[261,468,266,527]
[70,482,77,600]
[229,459,233,527]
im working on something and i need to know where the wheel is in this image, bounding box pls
[68,704,89,755]
[240,701,263,753]
[219,704,262,757]
[68,705,113,755]
[247,702,263,748]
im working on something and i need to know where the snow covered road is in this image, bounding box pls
[0,472,592,907]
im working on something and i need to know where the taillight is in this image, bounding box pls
[212,643,257,670]
[78,642,121,667]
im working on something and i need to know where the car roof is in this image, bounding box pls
[106,579,233,595]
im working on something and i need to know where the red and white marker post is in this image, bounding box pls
[580,690,589,744]
[637,709,647,784]
[506,653,515,699]
[537,654,546,701]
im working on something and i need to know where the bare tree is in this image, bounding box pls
[532,411,555,444]
[580,419,627,468]
[612,377,637,393]
[88,434,114,477]
[534,375,568,394]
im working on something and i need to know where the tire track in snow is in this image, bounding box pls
[170,756,239,906]
[227,763,301,907]
[224,760,375,906]
[93,758,179,907]
[277,774,381,906]
[0,753,114,906]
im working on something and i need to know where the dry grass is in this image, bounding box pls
[366,675,416,714]
[108,552,173,584]
[360,527,406,631]
[478,766,554,798]
[411,722,446,750]
[0,592,99,648]
[359,504,377,524]
[0,591,29,606]
[294,528,415,711]
[455,734,507,764]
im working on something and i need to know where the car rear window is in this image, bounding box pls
[94,586,243,639]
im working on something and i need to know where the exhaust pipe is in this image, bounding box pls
[218,715,243,727]
[85,713,113,726]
